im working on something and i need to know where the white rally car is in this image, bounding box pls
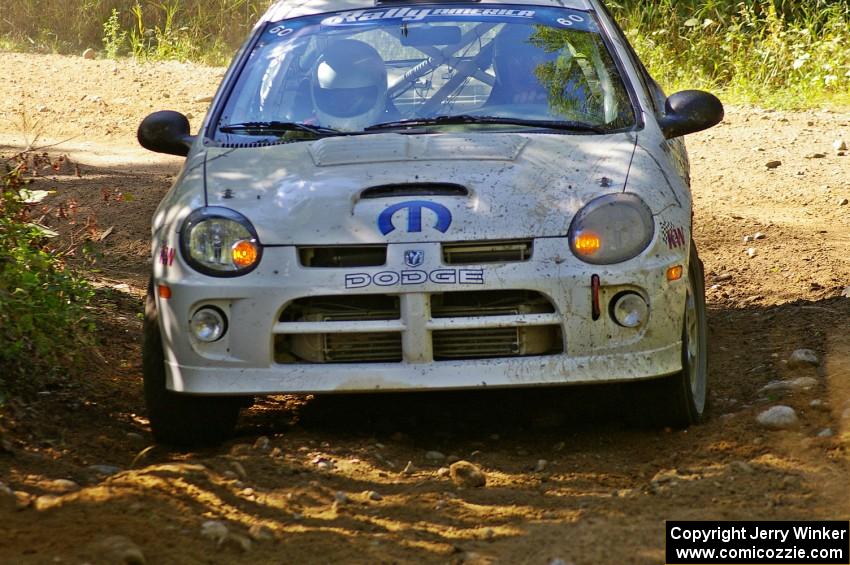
[138,0,723,445]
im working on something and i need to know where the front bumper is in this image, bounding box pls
[155,237,688,394]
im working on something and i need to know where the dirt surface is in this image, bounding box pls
[1,52,850,564]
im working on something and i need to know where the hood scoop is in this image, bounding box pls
[360,183,468,199]
[310,133,528,166]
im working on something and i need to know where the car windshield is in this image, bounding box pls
[216,4,636,136]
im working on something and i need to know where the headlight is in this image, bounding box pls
[568,193,654,264]
[180,207,262,276]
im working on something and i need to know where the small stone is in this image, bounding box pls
[753,232,766,240]
[838,198,849,206]
[253,436,270,451]
[746,247,757,258]
[446,454,461,464]
[548,559,574,565]
[46,479,80,494]
[805,153,826,159]
[834,139,847,152]
[193,95,215,103]
[817,428,834,438]
[14,491,32,510]
[401,461,416,475]
[730,460,754,474]
[125,432,145,446]
[269,447,283,458]
[334,491,349,504]
[82,48,96,59]
[810,399,826,410]
[449,461,486,488]
[425,451,445,462]
[201,520,229,544]
[743,235,753,243]
[230,461,248,481]
[364,490,383,501]
[93,535,146,565]
[436,467,451,478]
[534,459,548,472]
[248,524,274,541]
[715,273,733,282]
[34,495,62,511]
[316,460,334,472]
[788,349,820,368]
[765,160,782,169]
[760,377,818,394]
[89,465,122,476]
[756,406,799,430]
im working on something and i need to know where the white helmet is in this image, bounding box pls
[312,40,388,131]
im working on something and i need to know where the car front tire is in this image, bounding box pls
[628,241,708,428]
[143,280,241,446]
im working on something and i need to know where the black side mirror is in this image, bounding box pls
[658,90,724,139]
[137,111,195,156]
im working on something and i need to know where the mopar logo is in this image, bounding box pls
[377,201,452,235]
[404,250,425,267]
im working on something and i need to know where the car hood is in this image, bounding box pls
[204,132,638,245]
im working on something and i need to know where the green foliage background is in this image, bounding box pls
[0,163,93,397]
[1,1,848,107]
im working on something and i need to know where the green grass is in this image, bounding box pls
[0,0,848,107]
[609,0,850,108]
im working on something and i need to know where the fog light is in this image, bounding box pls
[190,307,227,342]
[611,292,648,328]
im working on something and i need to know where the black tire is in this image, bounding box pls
[627,242,708,428]
[143,280,241,446]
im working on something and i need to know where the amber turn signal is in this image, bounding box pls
[666,265,684,281]
[573,231,602,255]
[232,240,259,268]
[157,284,172,299]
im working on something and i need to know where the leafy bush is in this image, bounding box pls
[0,159,93,397]
[609,0,850,107]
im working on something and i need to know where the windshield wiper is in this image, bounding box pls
[365,115,608,133]
[219,121,344,136]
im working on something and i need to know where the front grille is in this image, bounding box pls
[274,290,561,364]
[298,245,387,268]
[431,290,554,318]
[442,239,533,264]
[275,332,402,363]
[433,326,563,360]
[279,295,400,322]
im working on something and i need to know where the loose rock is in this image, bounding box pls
[760,377,818,394]
[839,198,849,207]
[82,48,96,60]
[201,520,229,544]
[230,461,248,481]
[89,464,122,476]
[730,460,754,474]
[449,461,487,488]
[334,491,350,504]
[834,139,847,152]
[765,160,782,169]
[364,490,383,501]
[223,533,253,553]
[817,428,834,438]
[45,479,80,494]
[193,94,215,103]
[788,349,820,368]
[746,247,757,258]
[753,232,766,240]
[34,495,62,511]
[401,461,416,475]
[425,450,445,462]
[534,459,548,472]
[93,535,146,565]
[436,467,451,478]
[756,406,799,430]
[253,436,270,451]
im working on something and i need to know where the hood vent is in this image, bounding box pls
[215,139,298,149]
[360,183,468,199]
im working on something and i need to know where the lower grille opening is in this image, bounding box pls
[431,290,555,318]
[299,245,386,268]
[279,295,400,322]
[443,239,532,264]
[433,325,563,360]
[275,332,402,363]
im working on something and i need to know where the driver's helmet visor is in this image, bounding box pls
[315,85,379,118]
